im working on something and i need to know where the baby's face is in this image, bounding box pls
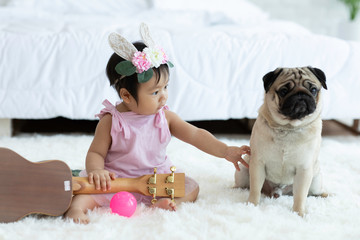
[133,70,169,115]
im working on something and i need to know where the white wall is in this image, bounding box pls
[0,0,9,5]
[250,0,349,37]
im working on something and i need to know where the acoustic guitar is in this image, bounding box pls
[0,148,185,223]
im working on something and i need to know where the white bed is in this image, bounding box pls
[1,0,360,124]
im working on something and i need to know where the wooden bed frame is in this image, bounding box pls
[333,119,360,136]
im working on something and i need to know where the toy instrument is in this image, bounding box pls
[0,147,185,223]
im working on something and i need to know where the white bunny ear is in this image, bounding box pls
[108,32,138,61]
[139,23,156,48]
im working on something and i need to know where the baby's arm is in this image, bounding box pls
[165,110,250,170]
[85,114,116,191]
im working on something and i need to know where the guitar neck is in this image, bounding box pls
[72,176,147,195]
[72,173,185,197]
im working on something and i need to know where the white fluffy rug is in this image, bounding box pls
[1,133,360,240]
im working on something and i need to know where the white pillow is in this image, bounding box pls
[152,0,268,24]
[7,0,152,15]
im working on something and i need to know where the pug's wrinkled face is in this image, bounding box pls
[263,67,327,125]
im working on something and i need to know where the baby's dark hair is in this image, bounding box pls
[106,41,169,102]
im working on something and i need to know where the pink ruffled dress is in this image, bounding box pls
[81,99,197,206]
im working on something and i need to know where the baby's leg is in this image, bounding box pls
[64,194,99,224]
[152,198,177,211]
[152,176,199,211]
[176,181,199,203]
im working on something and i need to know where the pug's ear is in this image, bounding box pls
[307,66,327,90]
[263,68,283,93]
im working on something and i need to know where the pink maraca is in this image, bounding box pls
[110,191,137,217]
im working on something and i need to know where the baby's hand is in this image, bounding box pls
[224,145,251,171]
[88,169,116,191]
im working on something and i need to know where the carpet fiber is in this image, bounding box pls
[0,133,359,240]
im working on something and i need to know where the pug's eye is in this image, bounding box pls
[278,87,288,97]
[310,87,318,96]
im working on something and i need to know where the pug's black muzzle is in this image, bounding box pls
[280,92,316,120]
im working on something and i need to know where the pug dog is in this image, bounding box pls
[235,66,328,216]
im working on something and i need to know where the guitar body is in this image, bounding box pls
[0,148,73,223]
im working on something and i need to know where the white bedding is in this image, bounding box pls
[1,0,360,121]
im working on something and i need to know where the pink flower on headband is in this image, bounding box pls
[159,47,168,64]
[132,51,151,73]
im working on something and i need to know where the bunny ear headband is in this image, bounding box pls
[108,23,174,83]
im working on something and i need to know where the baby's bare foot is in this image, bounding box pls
[152,198,177,211]
[64,208,90,224]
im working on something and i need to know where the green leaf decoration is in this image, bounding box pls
[115,61,136,76]
[167,61,174,68]
[137,69,153,83]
